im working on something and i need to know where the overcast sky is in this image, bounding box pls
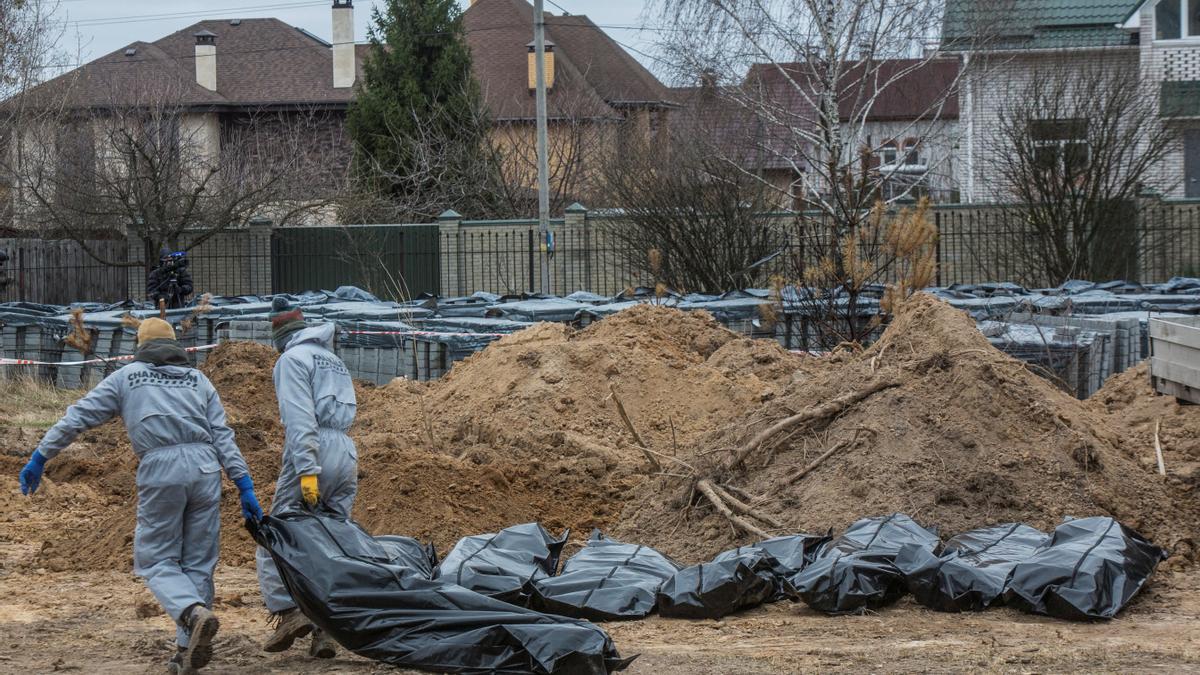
[53,0,659,72]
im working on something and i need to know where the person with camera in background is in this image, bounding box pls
[148,248,195,309]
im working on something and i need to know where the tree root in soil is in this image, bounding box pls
[695,479,773,539]
[780,427,875,486]
[608,383,662,472]
[727,379,899,470]
[686,382,897,539]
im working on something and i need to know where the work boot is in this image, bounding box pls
[175,605,219,673]
[262,607,312,652]
[309,628,338,659]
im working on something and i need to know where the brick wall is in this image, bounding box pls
[961,49,1141,203]
[1141,4,1200,198]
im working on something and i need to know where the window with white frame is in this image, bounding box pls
[880,141,898,166]
[1030,118,1089,176]
[1157,0,1200,40]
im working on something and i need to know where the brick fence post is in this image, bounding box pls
[125,222,147,303]
[437,209,463,297]
[564,202,588,292]
[248,216,273,295]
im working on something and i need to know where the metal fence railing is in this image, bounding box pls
[5,201,1200,305]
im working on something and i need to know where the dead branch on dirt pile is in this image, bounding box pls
[708,481,784,529]
[728,380,900,470]
[607,383,662,472]
[695,479,771,539]
[782,427,876,485]
[1154,419,1167,477]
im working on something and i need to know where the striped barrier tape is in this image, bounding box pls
[343,330,509,338]
[0,343,220,367]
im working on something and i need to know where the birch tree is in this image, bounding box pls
[651,0,977,346]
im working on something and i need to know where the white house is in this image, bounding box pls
[943,0,1200,202]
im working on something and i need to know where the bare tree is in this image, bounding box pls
[650,0,972,345]
[10,76,343,266]
[0,0,67,229]
[600,105,788,292]
[484,104,614,218]
[989,60,1178,284]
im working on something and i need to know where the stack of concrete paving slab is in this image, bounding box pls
[7,279,1200,392]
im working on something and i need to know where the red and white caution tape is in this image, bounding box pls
[0,344,219,367]
[343,330,508,338]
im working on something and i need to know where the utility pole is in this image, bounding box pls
[533,0,551,294]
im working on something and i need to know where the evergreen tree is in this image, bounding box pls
[346,0,489,221]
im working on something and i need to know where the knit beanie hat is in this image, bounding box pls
[270,296,306,349]
[137,317,176,346]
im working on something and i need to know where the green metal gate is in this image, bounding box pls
[271,225,440,299]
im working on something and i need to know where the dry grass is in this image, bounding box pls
[0,376,83,428]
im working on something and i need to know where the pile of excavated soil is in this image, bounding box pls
[617,294,1200,562]
[21,306,810,571]
[1092,362,1200,493]
[17,298,1200,572]
[403,306,793,468]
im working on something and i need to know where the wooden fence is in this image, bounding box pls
[0,238,129,304]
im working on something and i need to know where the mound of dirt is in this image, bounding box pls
[411,305,760,467]
[20,298,1199,572]
[24,306,809,570]
[617,294,1200,562]
[1092,362,1200,493]
[354,304,809,546]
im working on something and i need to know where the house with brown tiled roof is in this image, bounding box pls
[672,59,962,207]
[7,0,677,224]
[7,4,366,229]
[463,0,677,204]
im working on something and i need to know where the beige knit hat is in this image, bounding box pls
[136,318,176,346]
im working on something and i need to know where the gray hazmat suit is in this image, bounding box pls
[35,341,250,647]
[256,323,358,613]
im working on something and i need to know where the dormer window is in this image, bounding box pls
[1157,0,1200,40]
[527,39,556,91]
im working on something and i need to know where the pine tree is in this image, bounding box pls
[346,0,489,221]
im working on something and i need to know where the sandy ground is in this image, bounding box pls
[1,539,1197,674]
[3,311,1200,674]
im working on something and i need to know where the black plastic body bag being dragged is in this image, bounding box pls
[249,510,633,674]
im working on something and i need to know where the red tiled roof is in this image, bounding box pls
[669,85,808,172]
[464,0,673,120]
[20,3,673,119]
[745,58,960,122]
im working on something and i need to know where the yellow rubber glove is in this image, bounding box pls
[299,474,319,506]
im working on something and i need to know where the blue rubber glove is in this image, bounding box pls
[233,475,263,522]
[19,450,48,496]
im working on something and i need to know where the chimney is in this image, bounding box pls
[194,30,217,91]
[332,0,355,88]
[527,38,555,91]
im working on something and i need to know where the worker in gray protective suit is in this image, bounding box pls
[256,297,357,659]
[17,318,263,675]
